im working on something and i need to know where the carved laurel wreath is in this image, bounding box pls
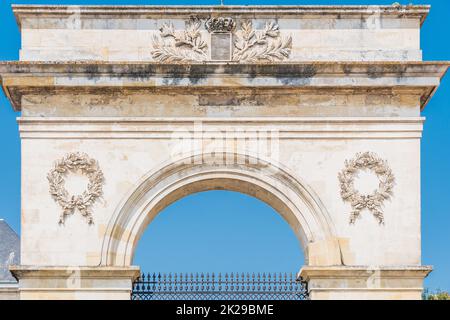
[47,152,104,225]
[338,152,395,224]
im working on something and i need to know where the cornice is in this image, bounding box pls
[300,266,433,280]
[0,61,447,76]
[0,61,448,111]
[10,266,141,280]
[11,5,431,29]
[17,117,425,140]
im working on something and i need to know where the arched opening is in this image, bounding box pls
[131,189,309,300]
[101,152,340,269]
[133,190,304,272]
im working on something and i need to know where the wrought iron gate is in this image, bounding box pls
[131,272,309,300]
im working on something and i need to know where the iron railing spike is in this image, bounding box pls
[131,271,309,300]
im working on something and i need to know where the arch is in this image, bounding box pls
[100,152,339,267]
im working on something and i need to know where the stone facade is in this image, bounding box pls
[15,5,425,62]
[0,5,448,300]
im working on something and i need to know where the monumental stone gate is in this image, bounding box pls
[0,4,448,300]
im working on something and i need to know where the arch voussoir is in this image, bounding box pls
[101,152,340,267]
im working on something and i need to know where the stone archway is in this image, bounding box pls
[2,4,446,300]
[101,152,341,269]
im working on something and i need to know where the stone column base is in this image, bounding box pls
[10,266,140,300]
[300,266,432,300]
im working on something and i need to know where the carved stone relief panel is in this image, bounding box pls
[47,152,104,225]
[151,18,208,62]
[151,17,292,62]
[338,152,395,224]
[232,20,292,62]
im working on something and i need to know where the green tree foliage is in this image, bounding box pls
[423,289,450,300]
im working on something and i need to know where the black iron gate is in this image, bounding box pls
[131,272,309,300]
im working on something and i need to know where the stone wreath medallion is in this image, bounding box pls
[338,152,395,224]
[47,152,104,225]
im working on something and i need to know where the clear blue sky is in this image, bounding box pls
[0,0,449,292]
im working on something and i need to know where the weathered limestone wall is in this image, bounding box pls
[9,266,139,300]
[20,90,422,118]
[15,5,425,62]
[19,121,422,267]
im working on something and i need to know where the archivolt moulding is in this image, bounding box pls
[101,152,337,267]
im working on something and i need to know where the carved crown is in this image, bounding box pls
[205,17,236,33]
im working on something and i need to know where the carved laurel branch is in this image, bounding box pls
[47,152,104,225]
[233,21,292,62]
[338,152,395,224]
[151,18,208,62]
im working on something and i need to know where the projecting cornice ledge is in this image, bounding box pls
[0,61,448,111]
[12,5,431,27]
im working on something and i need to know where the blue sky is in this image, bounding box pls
[0,0,449,292]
